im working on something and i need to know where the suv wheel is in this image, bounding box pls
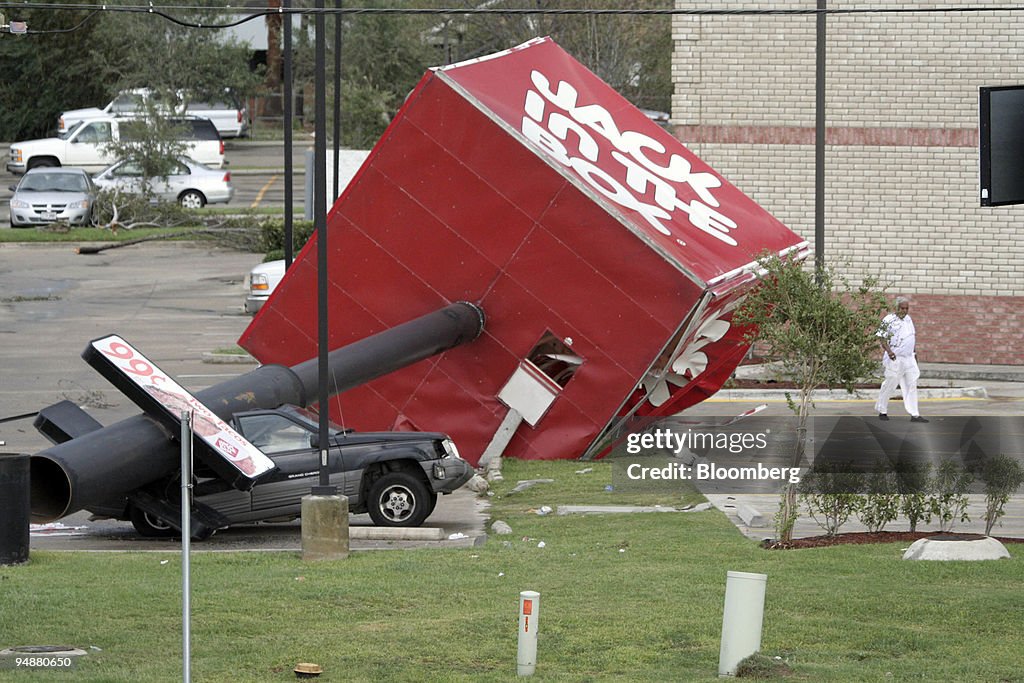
[129,505,217,540]
[129,505,178,538]
[27,158,58,170]
[367,472,434,527]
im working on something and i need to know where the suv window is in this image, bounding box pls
[236,414,312,454]
[190,100,238,111]
[182,118,221,141]
[118,118,220,143]
[75,122,113,144]
[110,92,145,113]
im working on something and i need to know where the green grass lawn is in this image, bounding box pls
[0,226,191,244]
[2,459,1021,682]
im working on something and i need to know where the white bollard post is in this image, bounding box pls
[718,570,767,677]
[517,590,540,676]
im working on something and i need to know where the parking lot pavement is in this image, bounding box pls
[29,488,489,552]
[1,241,491,551]
[0,242,263,456]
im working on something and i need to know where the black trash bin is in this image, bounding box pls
[0,453,30,565]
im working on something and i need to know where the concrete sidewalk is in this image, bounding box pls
[688,362,1024,541]
[729,361,1024,401]
[707,492,1024,543]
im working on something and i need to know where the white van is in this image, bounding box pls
[8,115,225,175]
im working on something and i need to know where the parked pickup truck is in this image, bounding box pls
[56,403,475,538]
[244,259,286,314]
[8,115,225,174]
[58,88,249,139]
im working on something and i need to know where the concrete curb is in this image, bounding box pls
[557,502,714,515]
[711,386,988,401]
[736,361,1024,384]
[349,526,446,541]
[228,167,306,176]
[201,352,258,365]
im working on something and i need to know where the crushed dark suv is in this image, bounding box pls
[85,404,474,538]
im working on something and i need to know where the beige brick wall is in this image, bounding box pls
[671,0,1024,299]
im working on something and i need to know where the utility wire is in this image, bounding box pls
[4,2,1024,34]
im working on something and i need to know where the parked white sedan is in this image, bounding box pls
[92,157,233,208]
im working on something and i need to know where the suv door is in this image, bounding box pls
[65,121,114,169]
[235,412,342,514]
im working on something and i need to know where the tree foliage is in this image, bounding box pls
[0,8,110,140]
[452,0,672,112]
[290,0,674,147]
[735,252,889,542]
[3,1,673,145]
[89,4,262,109]
[101,103,190,193]
[735,254,890,409]
[0,3,261,141]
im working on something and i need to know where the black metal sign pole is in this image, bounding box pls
[283,0,294,269]
[815,0,826,279]
[332,0,342,201]
[314,0,335,494]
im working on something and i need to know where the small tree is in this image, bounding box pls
[979,453,1024,536]
[102,96,189,197]
[734,252,889,543]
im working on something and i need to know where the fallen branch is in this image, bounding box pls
[77,227,255,254]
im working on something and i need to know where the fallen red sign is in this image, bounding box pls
[240,37,806,465]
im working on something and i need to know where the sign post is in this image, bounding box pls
[180,411,192,683]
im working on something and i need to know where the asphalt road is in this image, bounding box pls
[0,241,486,552]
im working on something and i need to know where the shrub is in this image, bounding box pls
[257,218,315,256]
[857,465,901,533]
[979,453,1024,536]
[931,458,972,532]
[895,460,933,532]
[799,462,863,536]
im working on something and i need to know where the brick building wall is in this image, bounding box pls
[671,0,1024,364]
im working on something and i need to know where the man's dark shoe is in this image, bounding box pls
[878,413,889,421]
[911,416,929,423]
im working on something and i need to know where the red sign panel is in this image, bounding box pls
[441,37,801,285]
[86,335,276,488]
[240,38,805,465]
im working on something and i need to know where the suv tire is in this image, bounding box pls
[129,505,178,538]
[27,158,58,170]
[367,472,435,527]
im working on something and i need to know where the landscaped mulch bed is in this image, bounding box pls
[763,531,1024,550]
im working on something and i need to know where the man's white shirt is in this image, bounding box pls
[878,313,916,359]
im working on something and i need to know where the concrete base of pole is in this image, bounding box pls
[301,494,350,561]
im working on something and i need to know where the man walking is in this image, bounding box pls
[875,297,928,422]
